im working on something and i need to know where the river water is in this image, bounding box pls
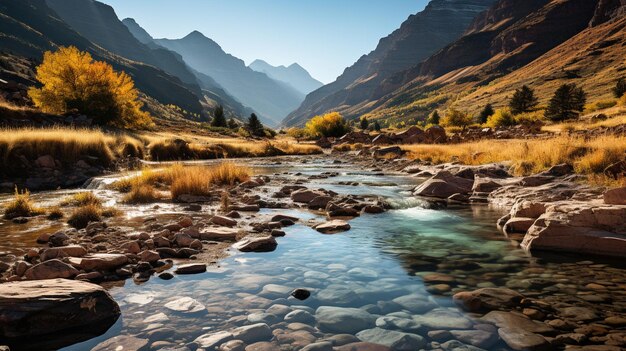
[1,157,625,350]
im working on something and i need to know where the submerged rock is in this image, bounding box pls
[453,288,523,312]
[316,306,376,334]
[356,328,425,350]
[0,279,120,347]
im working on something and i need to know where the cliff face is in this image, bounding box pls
[283,0,498,126]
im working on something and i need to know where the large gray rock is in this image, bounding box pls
[316,306,376,334]
[0,279,120,343]
[356,328,425,350]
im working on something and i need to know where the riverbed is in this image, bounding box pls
[1,156,625,351]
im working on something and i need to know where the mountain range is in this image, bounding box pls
[284,0,626,127]
[248,60,323,96]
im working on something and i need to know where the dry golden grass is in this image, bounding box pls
[2,188,43,219]
[60,192,102,207]
[401,135,626,183]
[170,163,251,199]
[122,183,161,204]
[46,206,64,220]
[67,204,102,229]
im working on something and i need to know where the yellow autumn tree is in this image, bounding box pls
[28,46,152,129]
[305,112,351,138]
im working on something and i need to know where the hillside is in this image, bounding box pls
[157,32,305,127]
[249,59,323,95]
[361,0,625,124]
[283,0,498,126]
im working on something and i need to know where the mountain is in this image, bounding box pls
[0,0,203,115]
[359,0,620,124]
[249,60,323,95]
[283,0,498,126]
[156,32,305,127]
[120,17,257,121]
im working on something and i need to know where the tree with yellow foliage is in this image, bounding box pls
[28,46,152,129]
[305,112,351,138]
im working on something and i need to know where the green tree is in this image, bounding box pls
[211,105,227,127]
[428,110,440,125]
[545,83,586,121]
[613,78,626,98]
[478,103,494,124]
[373,121,382,132]
[246,113,265,137]
[227,118,238,129]
[360,117,369,130]
[509,85,538,115]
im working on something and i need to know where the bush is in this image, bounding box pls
[441,108,473,129]
[305,112,351,138]
[67,204,102,229]
[486,109,516,128]
[28,46,152,129]
[3,188,43,219]
[515,111,545,126]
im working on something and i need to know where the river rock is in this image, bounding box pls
[231,323,272,343]
[24,259,79,280]
[91,335,148,351]
[481,311,553,334]
[450,329,499,349]
[67,254,129,271]
[498,328,550,351]
[0,279,120,340]
[164,296,206,314]
[212,215,237,227]
[356,328,425,350]
[391,294,437,314]
[315,220,351,234]
[413,308,473,330]
[292,189,328,203]
[175,263,207,275]
[604,187,626,205]
[413,171,473,199]
[194,331,234,349]
[284,310,315,324]
[453,288,523,312]
[201,227,239,241]
[233,236,277,252]
[40,245,88,261]
[334,342,391,351]
[316,306,376,334]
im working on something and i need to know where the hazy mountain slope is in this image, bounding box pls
[0,0,204,115]
[249,59,323,95]
[121,18,154,45]
[283,0,498,126]
[360,0,607,124]
[156,32,304,126]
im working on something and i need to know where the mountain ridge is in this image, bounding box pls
[249,59,323,95]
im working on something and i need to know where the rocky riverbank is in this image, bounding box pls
[0,154,625,351]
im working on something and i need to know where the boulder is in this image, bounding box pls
[604,187,626,205]
[372,146,403,159]
[40,245,88,261]
[503,218,536,235]
[425,125,447,143]
[200,227,239,241]
[315,220,351,234]
[472,178,502,193]
[453,288,524,312]
[67,254,129,271]
[522,202,626,257]
[413,171,473,199]
[233,236,277,252]
[292,189,328,203]
[0,279,120,342]
[24,259,79,280]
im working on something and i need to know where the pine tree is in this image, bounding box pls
[227,118,238,129]
[478,103,495,124]
[373,121,382,132]
[211,105,227,127]
[613,78,626,98]
[360,117,369,130]
[545,83,586,121]
[428,110,440,125]
[246,113,265,137]
[509,85,538,115]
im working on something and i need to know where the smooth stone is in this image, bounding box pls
[284,310,315,324]
[453,288,523,312]
[23,259,79,280]
[450,329,499,349]
[334,342,391,351]
[301,342,334,351]
[92,335,148,351]
[174,263,207,275]
[316,306,376,334]
[67,254,129,271]
[194,331,234,349]
[481,311,553,334]
[314,220,351,234]
[163,296,206,314]
[413,308,473,330]
[200,227,239,241]
[498,327,550,351]
[391,294,437,314]
[356,328,425,350]
[231,323,272,344]
[232,236,277,252]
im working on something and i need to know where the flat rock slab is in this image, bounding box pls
[175,263,207,275]
[24,259,79,280]
[233,236,277,252]
[68,253,129,271]
[0,279,120,345]
[200,227,239,241]
[315,220,351,234]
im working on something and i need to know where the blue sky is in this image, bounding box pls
[99,0,428,83]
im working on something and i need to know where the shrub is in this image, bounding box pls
[515,111,545,126]
[60,192,102,207]
[441,108,473,129]
[123,183,160,204]
[47,207,64,220]
[28,46,152,129]
[614,78,626,99]
[3,188,42,219]
[545,84,586,121]
[67,204,102,229]
[509,85,538,115]
[428,110,441,125]
[478,104,495,124]
[486,109,516,128]
[360,117,369,130]
[305,112,351,138]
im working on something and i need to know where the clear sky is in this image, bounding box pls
[99,0,428,83]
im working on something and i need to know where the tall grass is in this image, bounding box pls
[60,192,102,207]
[402,135,626,182]
[2,188,43,219]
